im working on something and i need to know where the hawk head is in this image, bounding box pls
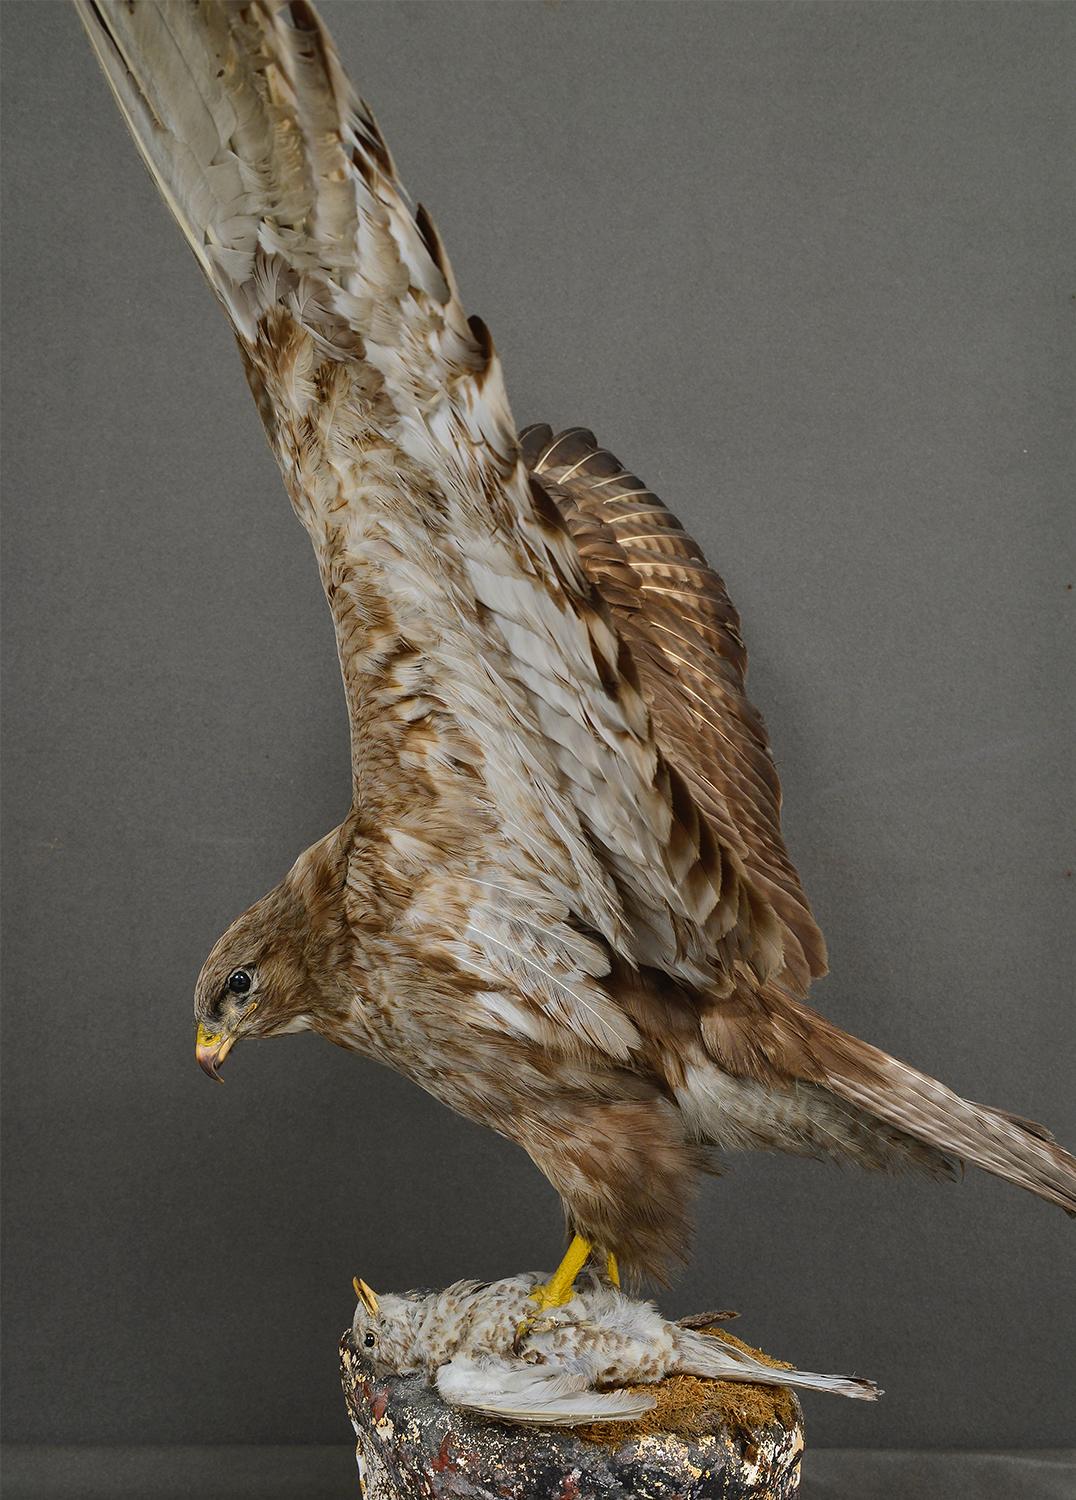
[193,834,347,1079]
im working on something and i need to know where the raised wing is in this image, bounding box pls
[524,426,827,995]
[78,0,804,1051]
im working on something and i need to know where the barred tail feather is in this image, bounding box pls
[694,991,1075,1213]
[821,1033,1076,1216]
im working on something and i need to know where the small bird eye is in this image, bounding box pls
[226,969,252,995]
[363,1332,376,1348]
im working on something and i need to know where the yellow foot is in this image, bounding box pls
[530,1234,592,1313]
[515,1235,620,1349]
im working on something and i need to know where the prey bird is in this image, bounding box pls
[349,1273,879,1426]
[77,0,1075,1312]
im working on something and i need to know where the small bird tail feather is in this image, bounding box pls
[676,1329,880,1402]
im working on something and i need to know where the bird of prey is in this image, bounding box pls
[78,0,1075,1309]
[349,1272,878,1425]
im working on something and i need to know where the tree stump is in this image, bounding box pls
[341,1327,805,1499]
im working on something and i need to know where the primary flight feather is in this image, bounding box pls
[77,0,1075,1289]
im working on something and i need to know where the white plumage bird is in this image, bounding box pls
[351,1272,879,1426]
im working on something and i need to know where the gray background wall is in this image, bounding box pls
[2,0,1073,1469]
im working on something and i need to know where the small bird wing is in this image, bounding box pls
[77,0,802,1028]
[525,426,827,996]
[435,1356,655,1426]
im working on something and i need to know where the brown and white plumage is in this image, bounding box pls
[523,423,827,998]
[351,1273,878,1426]
[77,0,1076,1280]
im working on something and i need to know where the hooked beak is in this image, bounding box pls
[195,1024,237,1082]
[196,1004,256,1082]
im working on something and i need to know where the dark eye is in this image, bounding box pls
[363,1332,376,1348]
[226,969,252,995]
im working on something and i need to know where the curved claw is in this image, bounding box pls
[514,1235,597,1351]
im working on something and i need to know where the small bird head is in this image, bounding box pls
[193,882,317,1080]
[351,1278,421,1375]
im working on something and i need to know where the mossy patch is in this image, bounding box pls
[578,1328,799,1446]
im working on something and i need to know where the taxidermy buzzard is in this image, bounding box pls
[78,0,1074,1305]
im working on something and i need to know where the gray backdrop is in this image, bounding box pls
[2,0,1073,1479]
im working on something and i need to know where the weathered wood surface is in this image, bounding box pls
[341,1331,805,1499]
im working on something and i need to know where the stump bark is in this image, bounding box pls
[341,1329,805,1499]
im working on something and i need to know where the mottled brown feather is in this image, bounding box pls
[524,425,827,995]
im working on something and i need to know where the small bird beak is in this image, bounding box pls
[195,1023,239,1083]
[353,1277,379,1315]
